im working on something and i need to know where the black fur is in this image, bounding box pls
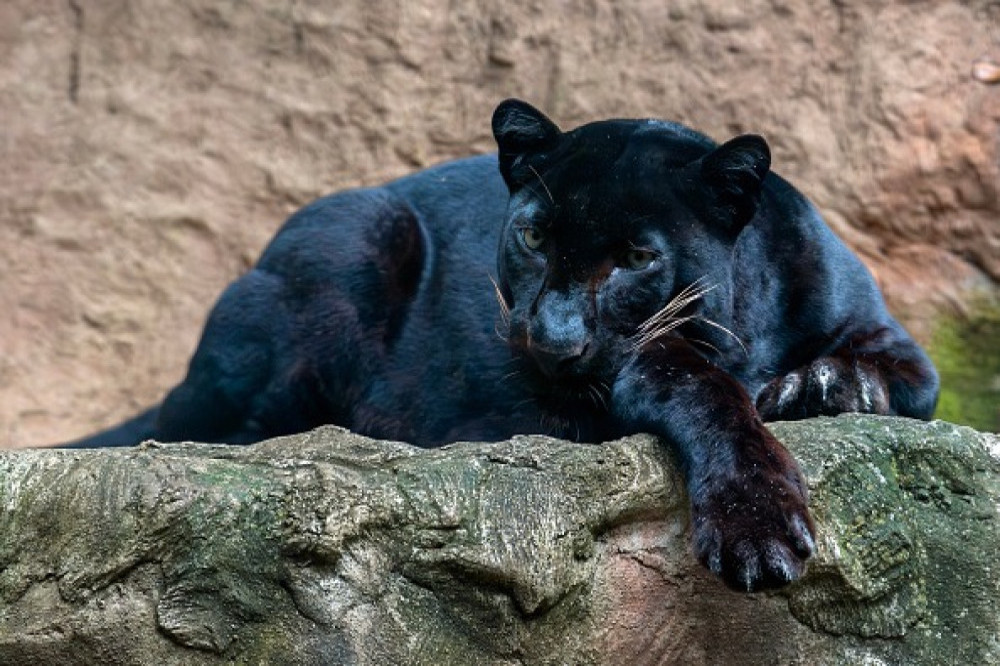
[62,100,939,592]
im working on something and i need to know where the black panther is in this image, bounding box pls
[62,100,939,592]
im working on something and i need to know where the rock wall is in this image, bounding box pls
[1,416,998,664]
[2,0,999,447]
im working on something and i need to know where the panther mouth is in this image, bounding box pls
[508,349,614,411]
[501,316,621,410]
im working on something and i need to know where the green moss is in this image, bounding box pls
[927,297,1000,432]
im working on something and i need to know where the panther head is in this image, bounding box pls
[490,99,771,399]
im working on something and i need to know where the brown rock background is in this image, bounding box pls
[1,0,998,448]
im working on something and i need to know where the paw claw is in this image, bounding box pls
[764,541,803,585]
[734,542,763,592]
[789,512,816,557]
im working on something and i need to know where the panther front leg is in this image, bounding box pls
[756,326,939,421]
[613,338,815,592]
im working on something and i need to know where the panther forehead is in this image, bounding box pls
[509,164,675,243]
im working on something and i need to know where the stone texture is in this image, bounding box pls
[1,0,998,448]
[0,415,997,664]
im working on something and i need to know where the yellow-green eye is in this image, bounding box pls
[623,248,656,270]
[521,228,546,250]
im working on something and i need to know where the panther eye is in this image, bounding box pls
[521,228,546,251]
[623,248,656,270]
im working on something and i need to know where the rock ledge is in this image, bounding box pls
[1,415,997,665]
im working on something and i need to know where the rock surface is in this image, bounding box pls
[0,415,998,665]
[1,0,999,447]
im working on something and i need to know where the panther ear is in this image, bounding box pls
[699,134,771,232]
[492,99,561,186]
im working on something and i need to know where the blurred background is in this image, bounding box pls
[1,0,998,448]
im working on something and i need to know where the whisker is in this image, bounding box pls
[588,384,609,411]
[487,274,510,324]
[637,315,692,339]
[636,297,705,338]
[630,276,723,353]
[493,318,510,341]
[501,369,523,382]
[630,315,695,352]
[522,184,548,205]
[638,278,716,334]
[687,337,722,356]
[586,385,600,409]
[625,213,657,227]
[696,315,748,356]
[529,165,555,204]
[513,398,535,412]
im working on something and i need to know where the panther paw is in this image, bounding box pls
[756,356,889,421]
[690,463,815,592]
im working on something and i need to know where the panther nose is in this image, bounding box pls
[529,340,589,377]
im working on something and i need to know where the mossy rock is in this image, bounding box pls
[928,297,1000,432]
[0,417,997,664]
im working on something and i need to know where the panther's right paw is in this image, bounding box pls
[689,440,815,592]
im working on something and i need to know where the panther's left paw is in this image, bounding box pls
[756,356,889,421]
